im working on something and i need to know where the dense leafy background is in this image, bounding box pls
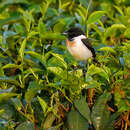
[0,0,130,130]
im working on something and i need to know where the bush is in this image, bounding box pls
[0,0,129,129]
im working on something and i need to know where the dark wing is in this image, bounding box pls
[81,38,96,58]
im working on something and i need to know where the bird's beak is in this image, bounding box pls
[62,31,68,35]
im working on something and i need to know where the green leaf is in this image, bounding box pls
[90,23,104,40]
[15,122,35,130]
[51,53,67,69]
[25,81,42,103]
[0,109,5,115]
[104,24,126,39]
[87,64,110,82]
[114,5,124,16]
[2,64,19,69]
[0,87,14,93]
[46,0,53,4]
[114,91,130,112]
[0,104,14,120]
[78,5,88,19]
[0,76,21,87]
[119,15,130,26]
[40,2,48,17]
[60,1,71,9]
[84,80,101,89]
[87,11,105,24]
[73,69,83,78]
[0,15,21,27]
[25,51,46,67]
[11,98,23,111]
[3,31,17,44]
[21,10,34,32]
[47,67,64,78]
[2,0,28,4]
[13,23,25,34]
[42,104,58,129]
[42,32,66,40]
[46,7,58,17]
[24,68,44,75]
[76,8,86,23]
[19,38,27,62]
[67,110,88,130]
[125,7,130,16]
[0,126,14,130]
[3,31,17,39]
[74,97,91,123]
[104,112,120,130]
[37,96,48,115]
[53,19,66,32]
[80,0,89,8]
[38,19,46,38]
[0,93,18,103]
[124,28,130,38]
[27,31,38,39]
[98,47,116,54]
[43,113,56,129]
[91,93,112,130]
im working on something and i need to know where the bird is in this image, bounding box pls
[62,27,97,78]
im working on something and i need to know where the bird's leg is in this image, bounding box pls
[83,60,88,79]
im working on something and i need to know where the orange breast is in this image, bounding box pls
[66,39,81,60]
[66,39,76,47]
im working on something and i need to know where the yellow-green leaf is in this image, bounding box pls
[104,24,126,39]
[87,64,109,82]
[37,96,48,114]
[0,93,18,103]
[87,11,105,24]
[25,51,46,67]
[38,18,46,38]
[98,47,116,54]
[19,38,27,61]
[42,32,66,40]
[51,53,67,69]
[124,28,130,38]
[2,64,19,69]
[47,67,64,77]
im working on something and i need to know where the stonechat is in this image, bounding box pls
[63,27,96,62]
[63,27,97,78]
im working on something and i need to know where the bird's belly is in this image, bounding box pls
[67,43,92,61]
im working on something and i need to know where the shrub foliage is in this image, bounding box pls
[0,0,130,129]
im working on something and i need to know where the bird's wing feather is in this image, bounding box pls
[81,38,96,58]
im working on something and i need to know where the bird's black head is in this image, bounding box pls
[63,27,85,41]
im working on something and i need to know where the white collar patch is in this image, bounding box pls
[73,35,86,40]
